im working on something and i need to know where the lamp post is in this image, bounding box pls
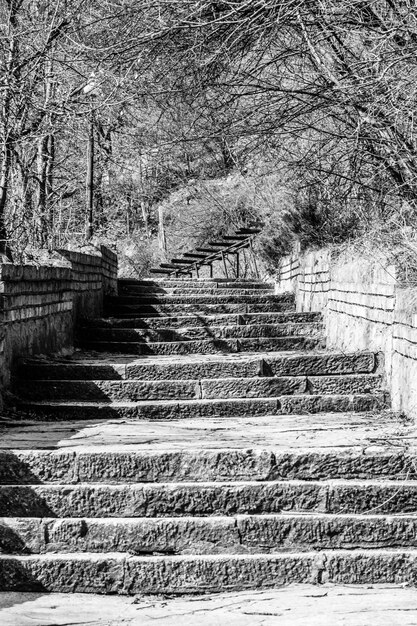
[67,72,101,242]
[86,105,94,240]
[81,73,100,241]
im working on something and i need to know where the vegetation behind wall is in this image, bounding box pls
[2,2,417,275]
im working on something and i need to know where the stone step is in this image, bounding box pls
[107,302,295,316]
[0,479,414,517]
[80,336,323,355]
[18,392,388,421]
[2,549,417,593]
[18,351,378,381]
[0,438,411,484]
[79,322,323,343]
[15,374,383,402]
[119,279,274,290]
[82,311,322,329]
[3,513,417,555]
[109,294,292,306]
[2,255,397,601]
[121,287,275,296]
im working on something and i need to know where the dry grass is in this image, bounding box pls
[332,210,417,286]
[117,237,163,278]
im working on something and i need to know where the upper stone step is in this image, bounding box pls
[120,279,274,290]
[108,294,292,306]
[120,287,275,296]
[17,391,388,421]
[78,322,323,343]
[107,302,295,317]
[82,312,322,329]
[80,335,323,355]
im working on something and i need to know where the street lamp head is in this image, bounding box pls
[83,72,100,98]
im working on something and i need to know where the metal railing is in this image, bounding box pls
[150,224,263,279]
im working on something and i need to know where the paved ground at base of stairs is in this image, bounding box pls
[1,585,417,626]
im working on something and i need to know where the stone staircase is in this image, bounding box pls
[1,276,417,594]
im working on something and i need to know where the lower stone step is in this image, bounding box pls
[1,438,412,484]
[3,513,417,555]
[81,336,323,355]
[18,351,378,381]
[1,549,417,593]
[18,392,388,420]
[1,479,416,517]
[15,374,383,402]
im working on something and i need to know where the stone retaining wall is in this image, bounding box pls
[275,248,417,418]
[0,246,117,404]
[392,288,417,417]
[276,248,331,314]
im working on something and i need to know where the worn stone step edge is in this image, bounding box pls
[15,374,384,402]
[3,513,417,555]
[17,392,389,420]
[2,550,417,594]
[2,479,417,517]
[80,337,324,355]
[0,443,410,484]
[78,322,324,342]
[17,352,379,381]
[82,312,322,329]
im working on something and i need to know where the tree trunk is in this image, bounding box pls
[158,206,167,257]
[46,132,55,244]
[36,53,55,247]
[141,199,150,237]
[0,142,12,259]
[0,2,18,260]
[36,134,49,246]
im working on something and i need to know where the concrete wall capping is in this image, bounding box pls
[0,245,118,405]
[275,247,417,419]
